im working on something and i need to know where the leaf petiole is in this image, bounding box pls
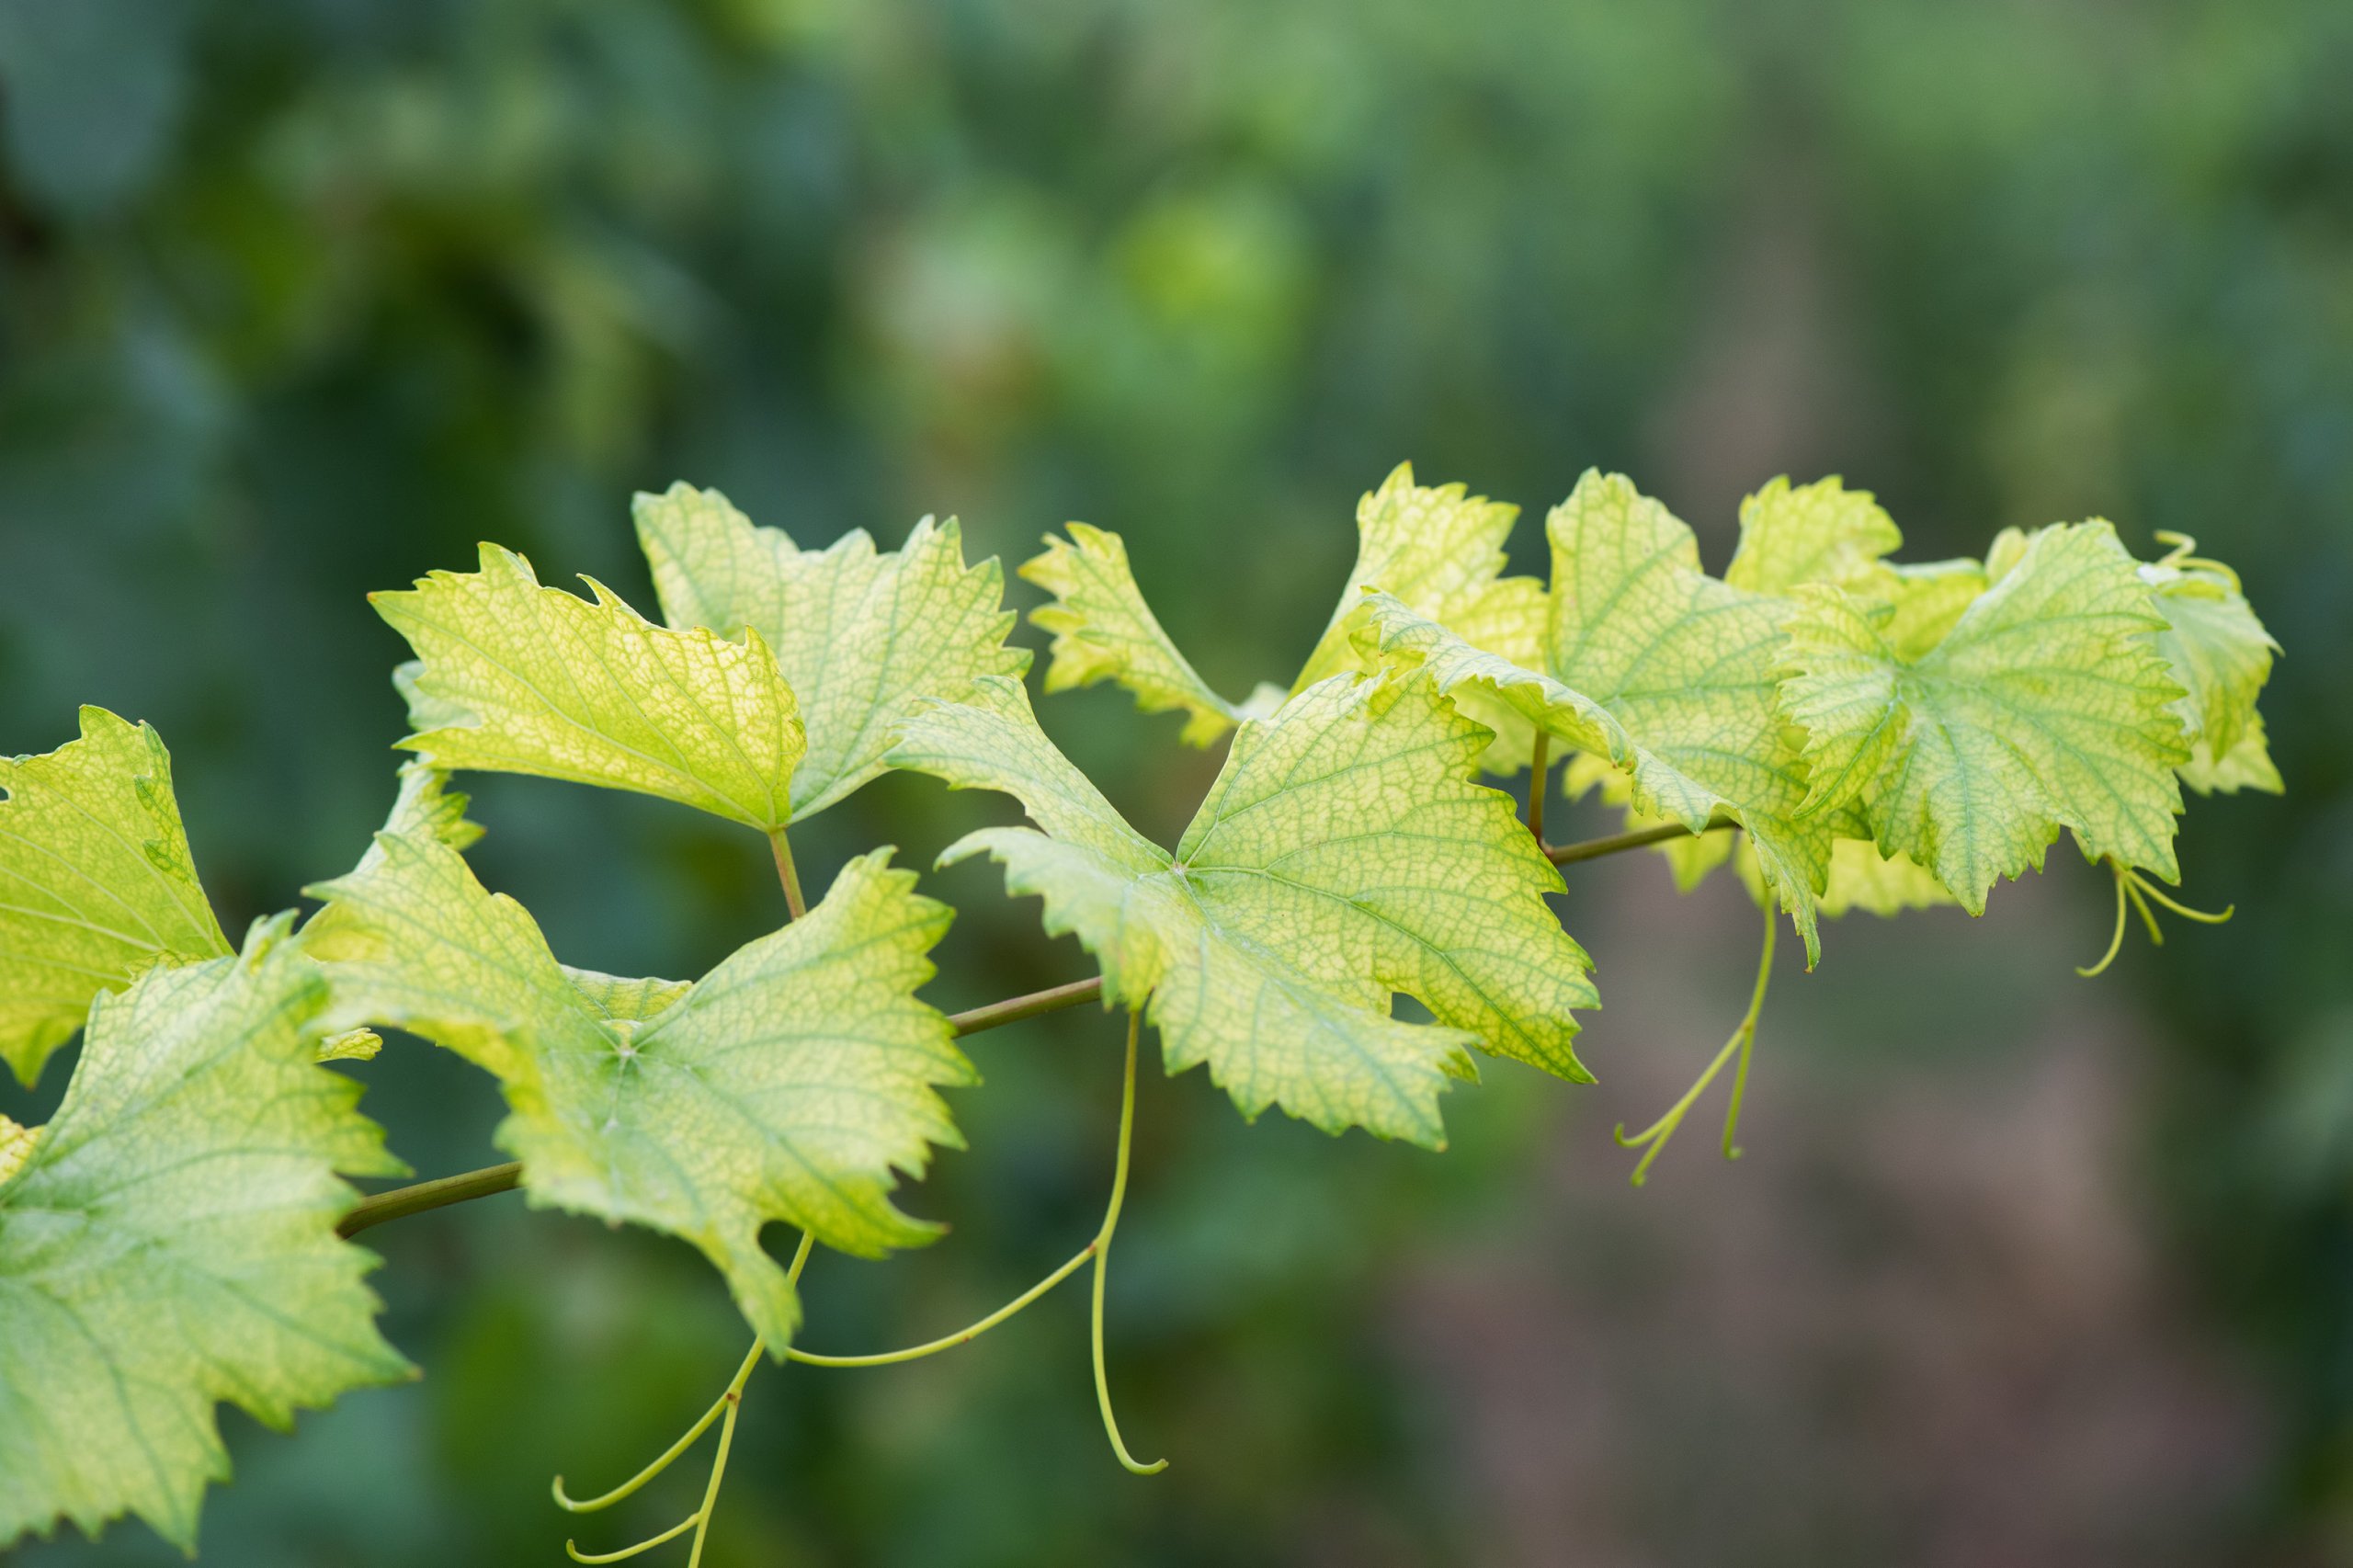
[767,827,806,920]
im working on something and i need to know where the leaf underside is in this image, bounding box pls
[0,920,408,1554]
[301,832,973,1351]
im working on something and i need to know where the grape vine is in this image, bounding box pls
[0,466,2279,1557]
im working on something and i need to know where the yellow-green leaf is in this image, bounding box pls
[0,918,408,1554]
[0,708,232,1086]
[1019,521,1245,746]
[1291,463,1547,691]
[1018,464,1545,766]
[1359,470,1836,962]
[2143,550,2279,796]
[0,1116,36,1187]
[375,543,806,831]
[301,836,971,1350]
[1723,475,1901,596]
[635,484,1029,819]
[890,672,1594,1148]
[1779,521,2189,914]
[2178,712,2282,795]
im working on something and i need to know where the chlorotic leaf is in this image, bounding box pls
[1779,521,2190,914]
[1733,835,1956,919]
[1359,470,1836,963]
[1019,521,1246,746]
[889,672,1595,1148]
[374,543,806,831]
[1848,558,1995,661]
[1292,464,1547,691]
[301,835,972,1350]
[1815,839,1957,917]
[315,1028,383,1062]
[1723,475,1902,596]
[380,760,483,857]
[1296,465,1552,777]
[1020,465,1548,767]
[635,484,1029,818]
[2178,712,2282,795]
[0,918,409,1554]
[2143,551,2279,795]
[0,1116,36,1187]
[0,708,233,1086]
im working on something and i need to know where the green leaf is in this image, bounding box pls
[1723,475,1901,596]
[2143,551,2279,795]
[1733,835,1956,919]
[1019,521,1247,746]
[0,707,233,1086]
[1814,839,1957,917]
[635,484,1030,819]
[889,672,1595,1148]
[2178,712,2282,795]
[1291,463,1548,694]
[1018,465,1546,767]
[1779,521,2190,914]
[1849,558,1995,661]
[0,918,409,1554]
[0,1116,36,1187]
[301,835,972,1350]
[1359,470,1837,962]
[375,542,806,831]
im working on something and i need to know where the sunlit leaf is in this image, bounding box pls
[1722,475,1901,596]
[0,919,408,1553]
[0,708,232,1086]
[890,672,1594,1148]
[301,835,971,1349]
[1359,470,1836,961]
[1020,521,1246,746]
[2143,549,2279,796]
[636,483,1029,819]
[1779,521,2189,913]
[375,543,806,830]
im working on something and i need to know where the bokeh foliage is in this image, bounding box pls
[2,0,2348,1562]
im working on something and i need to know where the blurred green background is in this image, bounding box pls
[3,0,2349,1563]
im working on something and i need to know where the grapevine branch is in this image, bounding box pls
[336,814,1713,1240]
[1544,812,1737,866]
[336,977,1108,1238]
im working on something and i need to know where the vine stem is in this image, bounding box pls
[1610,900,1777,1187]
[335,979,1107,1239]
[1545,812,1737,867]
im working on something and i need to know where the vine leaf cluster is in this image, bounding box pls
[0,464,2278,1557]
